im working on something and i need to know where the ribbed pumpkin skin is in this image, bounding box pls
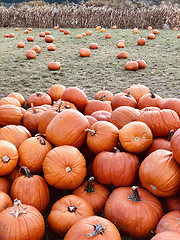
[86,121,119,154]
[156,211,180,235]
[47,195,94,235]
[111,92,137,110]
[85,115,98,126]
[0,97,21,107]
[111,106,140,129]
[0,203,45,240]
[161,98,180,117]
[0,105,22,127]
[43,145,87,189]
[165,193,180,211]
[152,231,180,240]
[138,109,180,138]
[46,109,89,148]
[73,179,110,215]
[7,92,25,107]
[0,177,11,193]
[139,150,180,197]
[123,84,150,102]
[64,216,121,240]
[27,92,52,107]
[18,137,52,173]
[104,187,164,238]
[119,121,153,154]
[0,191,12,212]
[91,110,111,122]
[48,84,66,101]
[84,99,112,115]
[138,92,163,109]
[0,125,31,149]
[170,128,180,164]
[0,140,18,176]
[94,89,113,101]
[93,150,139,187]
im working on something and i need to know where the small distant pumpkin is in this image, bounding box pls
[4,34,9,38]
[9,33,15,38]
[60,28,64,32]
[64,29,70,35]
[89,43,98,49]
[112,26,117,29]
[153,29,159,35]
[24,29,28,34]
[177,34,180,38]
[133,28,138,33]
[45,35,54,43]
[39,32,45,37]
[26,50,36,59]
[54,26,58,30]
[117,41,125,48]
[137,37,146,45]
[45,31,51,35]
[117,51,128,59]
[14,28,19,31]
[86,30,92,35]
[27,36,34,42]
[17,42,25,48]
[48,62,61,71]
[148,26,152,30]
[27,27,32,31]
[136,59,147,69]
[125,61,139,71]
[101,28,106,32]
[147,33,155,39]
[105,33,111,39]
[79,48,91,57]
[31,45,41,53]
[47,43,56,51]
[76,34,82,39]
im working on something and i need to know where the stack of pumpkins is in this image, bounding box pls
[0,83,179,240]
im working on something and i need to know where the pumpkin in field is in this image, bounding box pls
[48,84,66,101]
[43,145,87,189]
[17,42,25,48]
[82,32,86,36]
[101,28,106,32]
[27,36,34,42]
[0,199,45,240]
[73,176,110,215]
[27,27,32,31]
[133,28,138,33]
[147,33,155,39]
[177,34,180,38]
[93,148,139,187]
[86,30,92,35]
[47,195,94,235]
[112,26,117,29]
[117,51,128,58]
[148,26,152,30]
[27,92,52,107]
[84,99,112,115]
[165,193,180,211]
[137,37,146,45]
[24,29,28,34]
[9,33,15,38]
[64,215,121,240]
[14,28,19,31]
[85,115,98,126]
[156,211,180,235]
[39,32,45,37]
[105,33,111,39]
[64,29,70,34]
[104,186,164,238]
[45,31,51,35]
[0,97,21,107]
[139,149,180,197]
[7,92,25,107]
[79,48,91,57]
[151,231,180,240]
[119,121,153,154]
[170,128,180,164]
[47,43,56,51]
[136,59,147,69]
[0,125,31,149]
[125,61,139,71]
[89,43,98,49]
[31,45,41,53]
[0,140,18,176]
[138,92,163,109]
[0,191,12,212]
[48,61,61,71]
[26,50,36,59]
[111,92,137,110]
[18,135,52,173]
[91,110,111,122]
[0,177,11,193]
[0,105,22,127]
[117,41,125,48]
[45,35,54,43]
[94,87,113,101]
[4,34,9,37]
[86,121,119,154]
[76,34,82,39]
[161,98,180,117]
[123,84,149,102]
[153,29,159,35]
[54,26,58,30]
[60,28,64,32]
[10,166,50,212]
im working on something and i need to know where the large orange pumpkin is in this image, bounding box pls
[138,92,163,109]
[123,83,150,102]
[0,105,22,127]
[84,99,112,115]
[48,84,66,101]
[7,92,25,107]
[111,92,137,110]
[0,97,21,107]
[27,92,52,107]
[161,98,180,117]
[94,87,113,101]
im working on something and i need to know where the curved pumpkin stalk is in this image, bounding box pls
[128,186,141,202]
[87,223,106,238]
[84,176,95,193]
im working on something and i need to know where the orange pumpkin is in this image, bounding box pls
[0,191,12,212]
[27,92,52,107]
[76,34,82,39]
[27,27,32,31]
[86,30,92,35]
[105,33,111,39]
[31,45,41,53]
[54,26,58,30]
[24,29,28,34]
[170,128,180,164]
[64,29,70,34]
[138,92,163,109]
[117,41,125,48]
[111,92,137,110]
[0,105,22,127]
[137,37,146,45]
[47,43,56,51]
[94,87,113,101]
[17,42,25,48]
[133,28,138,33]
[161,98,180,117]
[0,177,11,193]
[60,28,64,32]
[7,92,25,107]
[123,83,150,102]
[39,32,45,37]
[125,61,139,71]
[45,31,51,35]
[27,36,34,42]
[14,28,19,31]
[153,29,159,35]
[91,110,111,122]
[0,97,21,107]
[117,51,128,58]
[89,43,98,49]
[48,62,61,71]
[26,50,36,59]
[136,59,147,69]
[48,84,66,101]
[148,26,152,30]
[4,34,9,38]
[8,33,15,38]
[147,33,155,39]
[45,35,54,43]
[112,25,117,29]
[100,28,106,32]
[79,48,91,57]
[151,231,180,240]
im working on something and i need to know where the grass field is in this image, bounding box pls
[0,27,180,240]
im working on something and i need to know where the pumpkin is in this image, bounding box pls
[47,43,56,51]
[4,34,9,37]
[27,27,32,31]
[82,32,86,36]
[133,28,138,33]
[47,195,94,235]
[153,29,159,35]
[101,28,106,32]
[93,148,139,187]
[64,216,121,240]
[151,231,180,240]
[17,42,25,48]
[138,92,163,109]
[85,115,98,126]
[105,33,111,39]
[24,29,28,34]
[148,26,152,30]
[125,61,139,71]
[31,45,41,53]
[79,48,91,57]
[111,106,140,129]
[27,36,34,42]
[0,177,11,193]
[0,140,18,176]
[64,29,70,34]
[60,28,64,32]
[76,34,82,38]
[117,51,128,58]
[94,87,113,101]
[119,121,153,154]
[177,34,180,38]
[139,149,180,197]
[174,27,178,30]
[0,97,21,107]
[123,83,150,102]
[54,26,58,30]
[136,59,147,69]
[18,135,52,173]
[137,37,146,45]
[165,193,180,211]
[10,166,50,212]
[112,26,117,29]
[147,33,155,39]
[73,176,110,215]
[138,109,180,138]
[86,30,92,35]
[0,125,31,149]
[117,41,125,48]
[0,105,22,127]
[84,99,112,115]
[27,92,52,107]
[111,92,137,110]
[86,121,119,154]
[170,128,180,164]
[45,31,51,35]
[161,98,180,117]
[7,92,25,107]
[9,33,15,38]
[26,50,36,59]
[117,40,125,45]
[48,61,61,71]
[61,87,88,112]
[156,211,180,235]
[0,199,45,240]
[104,186,164,238]
[91,110,111,122]
[95,26,101,31]
[141,106,160,111]
[89,43,98,49]
[48,84,66,101]
[0,191,12,212]
[53,100,77,110]
[43,145,87,189]
[39,32,45,37]
[45,35,54,43]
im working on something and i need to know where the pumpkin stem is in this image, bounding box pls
[19,166,32,178]
[87,223,106,238]
[85,129,96,136]
[84,176,95,193]
[1,156,10,163]
[56,101,63,112]
[36,92,42,97]
[9,199,27,218]
[128,186,141,202]
[167,129,174,142]
[31,103,37,114]
[99,95,106,101]
[35,133,46,145]
[149,91,156,98]
[114,147,120,153]
[125,92,131,98]
[65,166,72,172]
[65,105,71,109]
[67,205,77,212]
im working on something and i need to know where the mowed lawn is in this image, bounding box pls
[0,27,180,102]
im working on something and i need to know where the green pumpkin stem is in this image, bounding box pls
[167,129,174,142]
[9,199,27,218]
[19,166,32,178]
[87,223,106,238]
[84,177,95,193]
[128,186,141,202]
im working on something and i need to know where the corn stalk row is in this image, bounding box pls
[0,2,179,29]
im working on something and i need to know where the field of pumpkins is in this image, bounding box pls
[0,80,180,239]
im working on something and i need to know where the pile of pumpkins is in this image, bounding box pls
[0,83,180,240]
